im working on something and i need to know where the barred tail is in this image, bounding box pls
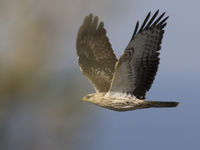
[145,100,179,108]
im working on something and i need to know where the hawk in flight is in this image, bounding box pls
[76,10,179,111]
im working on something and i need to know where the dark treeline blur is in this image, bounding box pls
[0,0,100,149]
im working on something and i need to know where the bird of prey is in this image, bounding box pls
[76,10,179,111]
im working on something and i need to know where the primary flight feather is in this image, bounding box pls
[76,10,179,111]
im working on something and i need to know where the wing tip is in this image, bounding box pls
[131,10,168,41]
[131,21,139,40]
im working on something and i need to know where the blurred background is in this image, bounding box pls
[0,0,199,149]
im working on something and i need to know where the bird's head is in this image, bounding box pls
[82,93,106,105]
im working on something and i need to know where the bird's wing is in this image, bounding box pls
[109,10,168,99]
[76,14,118,92]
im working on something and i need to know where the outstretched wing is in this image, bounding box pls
[76,14,117,92]
[110,10,168,99]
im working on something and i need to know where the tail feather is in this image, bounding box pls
[145,100,179,108]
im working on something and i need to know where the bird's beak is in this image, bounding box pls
[82,96,87,101]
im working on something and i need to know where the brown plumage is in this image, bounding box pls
[76,14,117,92]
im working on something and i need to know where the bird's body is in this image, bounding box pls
[76,10,179,111]
[82,92,178,111]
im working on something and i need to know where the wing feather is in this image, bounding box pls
[76,14,117,92]
[110,10,168,99]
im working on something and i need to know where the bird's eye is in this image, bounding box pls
[86,95,91,99]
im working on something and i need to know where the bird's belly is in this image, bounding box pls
[102,95,145,111]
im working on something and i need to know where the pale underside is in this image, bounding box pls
[82,92,179,111]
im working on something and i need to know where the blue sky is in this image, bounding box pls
[71,0,200,150]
